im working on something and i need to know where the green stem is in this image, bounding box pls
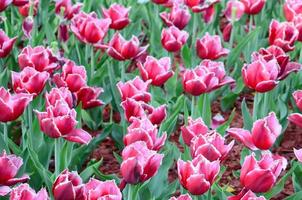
[90,46,95,83]
[191,95,196,118]
[207,188,212,200]
[54,139,61,176]
[128,184,139,200]
[2,123,10,153]
[120,61,125,81]
[253,92,259,121]
[27,103,33,148]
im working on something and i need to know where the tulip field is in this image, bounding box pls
[2,0,302,199]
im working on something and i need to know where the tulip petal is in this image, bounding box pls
[64,129,92,144]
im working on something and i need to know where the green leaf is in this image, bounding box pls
[181,44,192,67]
[241,99,253,130]
[80,159,103,182]
[217,108,236,135]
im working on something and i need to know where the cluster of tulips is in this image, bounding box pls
[1,0,302,199]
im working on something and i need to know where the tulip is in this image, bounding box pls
[181,117,208,146]
[76,86,104,109]
[52,170,85,200]
[117,76,151,103]
[10,184,49,200]
[0,29,16,58]
[161,26,189,52]
[18,0,39,17]
[0,87,33,122]
[0,0,12,12]
[120,141,164,184]
[58,23,69,42]
[84,179,122,200]
[55,0,82,20]
[18,46,59,73]
[124,117,167,151]
[177,155,220,195]
[196,33,230,60]
[268,20,298,52]
[182,60,235,96]
[224,0,245,21]
[137,56,174,86]
[184,0,220,13]
[228,112,281,150]
[12,67,49,96]
[240,152,287,193]
[36,100,92,144]
[288,113,302,127]
[22,16,33,39]
[202,4,215,23]
[71,12,111,44]
[170,194,192,200]
[293,90,302,111]
[228,189,266,200]
[45,87,74,109]
[102,3,131,30]
[152,0,170,5]
[293,15,302,42]
[160,3,191,30]
[222,23,232,42]
[105,32,148,61]
[12,0,28,6]
[294,148,302,162]
[211,113,225,129]
[53,60,87,92]
[0,151,29,196]
[190,131,234,161]
[241,0,266,15]
[283,0,302,21]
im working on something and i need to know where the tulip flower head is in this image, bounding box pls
[161,26,189,52]
[10,184,49,200]
[241,0,266,15]
[224,0,245,21]
[228,189,266,200]
[184,0,220,13]
[12,0,28,7]
[76,86,104,109]
[294,148,302,163]
[160,3,191,30]
[181,117,208,146]
[0,29,16,58]
[0,0,12,12]
[283,0,302,21]
[55,0,82,20]
[45,87,74,109]
[170,194,192,200]
[288,90,302,128]
[84,178,122,200]
[102,3,131,30]
[18,0,39,17]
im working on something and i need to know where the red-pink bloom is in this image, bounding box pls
[124,117,167,151]
[10,184,49,200]
[190,131,234,161]
[228,189,266,200]
[53,60,87,92]
[18,0,39,17]
[0,29,16,58]
[293,90,302,111]
[211,113,225,129]
[240,152,287,193]
[45,87,74,109]
[181,117,208,146]
[120,141,164,184]
[84,178,122,200]
[137,56,174,86]
[18,46,59,73]
[228,112,281,150]
[294,148,302,162]
[182,60,235,96]
[117,76,151,103]
[241,0,266,15]
[268,19,298,52]
[202,4,215,23]
[222,22,232,42]
[12,67,49,96]
[177,155,220,195]
[52,170,85,200]
[184,0,220,13]
[160,3,191,30]
[12,0,28,6]
[170,194,192,200]
[58,23,69,43]
[288,90,302,128]
[55,0,82,20]
[196,33,230,60]
[293,15,302,41]
[224,0,245,21]
[36,100,92,144]
[102,3,131,30]
[105,32,148,61]
[76,86,104,109]
[0,151,29,197]
[152,0,170,4]
[22,17,33,39]
[0,0,12,12]
[161,26,189,52]
[0,87,33,122]
[283,0,302,21]
[71,12,111,44]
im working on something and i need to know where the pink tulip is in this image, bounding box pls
[102,3,131,30]
[105,32,148,61]
[10,184,49,200]
[177,155,220,195]
[12,0,28,6]
[152,0,170,4]
[228,112,282,150]
[18,46,59,73]
[45,87,74,109]
[71,12,111,44]
[52,170,85,200]
[58,23,69,42]
[120,141,163,184]
[170,194,192,200]
[137,56,174,86]
[0,0,12,12]
[55,0,82,20]
[190,131,234,161]
[228,189,266,200]
[12,67,49,96]
[35,100,92,144]
[288,113,302,128]
[241,0,266,15]
[181,117,208,146]
[0,87,33,122]
[293,90,302,111]
[294,148,302,162]
[53,60,87,92]
[222,23,232,42]
[0,29,16,58]
[196,33,229,60]
[283,0,302,21]
[224,0,245,21]
[240,152,287,193]
[293,15,302,41]
[160,3,191,30]
[182,60,234,96]
[124,117,167,151]
[184,0,220,13]
[18,0,39,17]
[0,151,29,197]
[268,19,298,52]
[22,17,34,39]
[202,4,216,23]
[84,178,122,200]
[161,26,189,52]
[117,76,151,103]
[76,86,104,109]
